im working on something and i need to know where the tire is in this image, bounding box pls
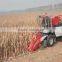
[42,39,47,48]
[47,34,56,46]
[53,33,56,43]
[53,36,56,43]
[48,38,54,46]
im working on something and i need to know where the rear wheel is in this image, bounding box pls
[48,38,54,46]
[48,34,56,46]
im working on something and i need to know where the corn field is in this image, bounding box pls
[0,12,39,62]
[0,29,35,62]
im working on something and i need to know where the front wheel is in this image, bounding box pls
[42,38,47,48]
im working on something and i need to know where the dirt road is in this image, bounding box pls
[6,41,62,62]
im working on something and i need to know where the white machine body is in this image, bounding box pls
[55,26,62,37]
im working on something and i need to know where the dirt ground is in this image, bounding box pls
[6,41,62,62]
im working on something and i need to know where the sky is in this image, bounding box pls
[0,0,62,11]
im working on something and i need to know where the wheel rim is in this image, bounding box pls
[49,39,54,45]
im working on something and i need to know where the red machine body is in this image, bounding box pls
[52,16,60,26]
[28,32,42,52]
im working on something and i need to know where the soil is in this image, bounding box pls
[6,41,62,62]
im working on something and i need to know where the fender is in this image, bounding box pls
[40,35,48,42]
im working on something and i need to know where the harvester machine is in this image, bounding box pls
[28,15,62,52]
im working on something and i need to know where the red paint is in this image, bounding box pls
[28,32,42,52]
[52,16,60,26]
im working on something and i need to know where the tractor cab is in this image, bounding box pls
[41,16,52,34]
[41,15,61,34]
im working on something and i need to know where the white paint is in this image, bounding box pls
[40,35,47,41]
[55,26,62,37]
